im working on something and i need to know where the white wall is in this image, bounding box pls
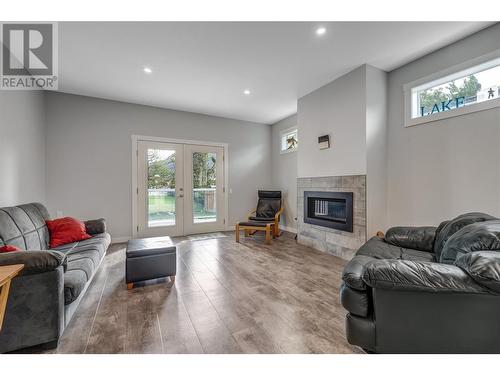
[271,114,297,231]
[296,64,387,235]
[366,65,388,235]
[297,65,367,178]
[387,23,500,227]
[45,92,272,239]
[0,91,46,207]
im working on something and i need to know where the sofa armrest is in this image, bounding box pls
[362,259,489,294]
[385,226,437,252]
[342,255,374,291]
[0,250,66,276]
[455,251,500,293]
[0,266,64,352]
[85,218,106,235]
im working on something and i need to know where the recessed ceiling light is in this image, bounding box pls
[243,89,251,95]
[316,27,326,36]
[143,67,152,74]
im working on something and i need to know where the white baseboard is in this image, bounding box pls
[112,225,297,243]
[227,224,297,234]
[111,236,131,244]
[279,225,297,234]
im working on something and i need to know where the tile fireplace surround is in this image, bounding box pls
[297,175,366,260]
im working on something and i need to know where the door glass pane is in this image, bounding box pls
[147,149,176,227]
[192,152,217,223]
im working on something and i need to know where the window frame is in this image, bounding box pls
[280,126,298,154]
[404,49,500,127]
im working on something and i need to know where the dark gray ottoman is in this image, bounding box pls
[126,236,176,289]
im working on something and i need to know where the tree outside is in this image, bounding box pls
[192,152,217,222]
[148,150,176,189]
[147,149,217,226]
[419,74,482,111]
[192,152,216,188]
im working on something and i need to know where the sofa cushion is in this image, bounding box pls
[248,216,274,222]
[440,220,500,264]
[340,282,370,317]
[357,237,401,259]
[357,237,435,263]
[55,232,110,252]
[434,212,497,261]
[0,203,50,250]
[255,190,281,219]
[363,259,489,294]
[238,221,274,228]
[84,218,106,235]
[401,248,435,262]
[455,251,500,293]
[55,233,110,305]
[385,226,436,252]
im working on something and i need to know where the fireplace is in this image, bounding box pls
[304,191,353,232]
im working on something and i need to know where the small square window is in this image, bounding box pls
[280,128,298,153]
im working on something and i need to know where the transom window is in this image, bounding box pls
[405,53,500,127]
[280,127,298,153]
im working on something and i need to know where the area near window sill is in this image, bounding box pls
[405,96,500,127]
[403,48,500,128]
[280,147,298,155]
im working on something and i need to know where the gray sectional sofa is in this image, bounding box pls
[0,203,110,353]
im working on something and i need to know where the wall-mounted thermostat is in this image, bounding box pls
[318,135,330,150]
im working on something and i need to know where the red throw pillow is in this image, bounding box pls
[0,245,23,253]
[46,217,91,248]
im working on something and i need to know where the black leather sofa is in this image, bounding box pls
[0,203,110,353]
[340,212,500,353]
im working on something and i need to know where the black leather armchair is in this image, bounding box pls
[340,212,500,353]
[235,191,283,244]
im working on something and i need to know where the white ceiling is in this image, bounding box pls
[57,22,494,124]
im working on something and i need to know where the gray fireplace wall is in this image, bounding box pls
[297,175,366,260]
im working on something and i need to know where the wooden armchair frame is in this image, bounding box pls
[247,199,283,237]
[235,199,284,244]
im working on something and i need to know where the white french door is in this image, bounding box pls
[137,141,184,237]
[136,139,225,238]
[183,144,225,234]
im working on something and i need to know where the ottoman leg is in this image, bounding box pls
[265,225,271,244]
[127,283,134,290]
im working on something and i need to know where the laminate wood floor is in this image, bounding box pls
[34,231,361,354]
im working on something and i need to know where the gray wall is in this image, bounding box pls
[297,65,367,178]
[295,64,387,237]
[271,114,297,231]
[387,23,500,227]
[0,91,46,207]
[45,92,272,239]
[366,65,388,235]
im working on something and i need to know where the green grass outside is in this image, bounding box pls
[148,194,215,221]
